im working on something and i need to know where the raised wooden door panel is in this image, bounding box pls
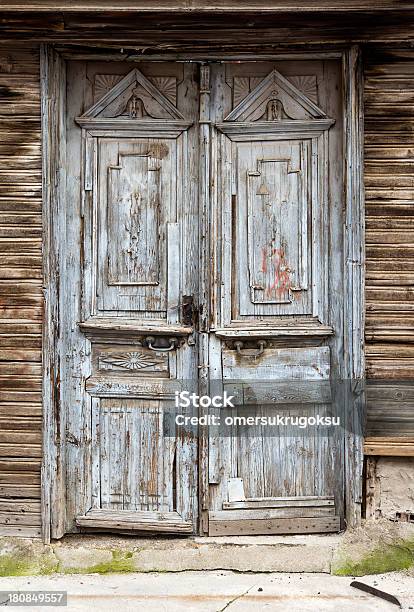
[62,61,199,536]
[97,140,171,314]
[207,60,344,534]
[91,398,175,512]
[76,66,193,324]
[240,143,310,313]
[214,65,334,330]
[84,133,186,319]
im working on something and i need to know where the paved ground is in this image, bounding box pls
[0,571,412,611]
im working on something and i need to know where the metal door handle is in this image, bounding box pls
[234,340,267,356]
[145,336,178,352]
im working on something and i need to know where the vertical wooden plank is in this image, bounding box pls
[322,57,345,520]
[175,63,199,529]
[40,45,66,543]
[125,404,140,511]
[343,46,365,528]
[90,397,101,509]
[109,408,125,510]
[64,58,92,533]
[167,222,180,324]
[207,63,236,516]
[99,405,110,509]
[198,63,211,531]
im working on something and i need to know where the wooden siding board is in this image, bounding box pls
[0,13,414,48]
[0,43,42,536]
[2,1,414,11]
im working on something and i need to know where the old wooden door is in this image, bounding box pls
[59,57,345,537]
[205,60,345,535]
[61,61,199,535]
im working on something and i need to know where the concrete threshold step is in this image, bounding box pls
[51,533,344,574]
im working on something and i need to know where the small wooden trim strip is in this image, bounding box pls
[364,437,414,456]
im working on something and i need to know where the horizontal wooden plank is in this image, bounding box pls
[212,507,334,519]
[0,279,42,292]
[0,458,41,471]
[79,318,192,337]
[223,496,334,510]
[0,227,42,239]
[367,191,414,202]
[0,363,41,376]
[0,404,42,418]
[0,25,406,46]
[0,337,42,349]
[0,431,42,443]
[0,472,40,485]
[76,510,193,533]
[0,525,41,538]
[367,234,414,246]
[215,325,334,339]
[366,383,414,400]
[0,238,42,253]
[0,484,40,498]
[222,347,330,381]
[208,516,341,536]
[0,418,41,432]
[366,343,414,359]
[2,1,414,11]
[0,200,41,213]
[0,498,41,514]
[0,349,41,361]
[0,377,42,391]
[0,443,42,457]
[225,381,331,405]
[0,254,42,267]
[0,512,41,526]
[366,364,414,378]
[0,392,42,402]
[0,310,43,323]
[367,428,414,437]
[364,438,414,456]
[0,271,43,282]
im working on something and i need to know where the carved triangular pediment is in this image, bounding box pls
[78,68,185,122]
[225,69,327,122]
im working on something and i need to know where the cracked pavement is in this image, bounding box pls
[1,571,412,611]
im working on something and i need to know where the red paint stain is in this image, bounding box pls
[261,246,292,298]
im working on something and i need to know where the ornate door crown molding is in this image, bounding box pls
[217,68,334,135]
[76,67,192,132]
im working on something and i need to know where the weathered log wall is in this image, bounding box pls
[0,44,42,537]
[364,49,414,451]
[365,49,414,375]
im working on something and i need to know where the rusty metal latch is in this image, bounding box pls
[144,336,179,352]
[234,340,267,357]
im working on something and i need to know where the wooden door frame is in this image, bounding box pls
[41,44,364,543]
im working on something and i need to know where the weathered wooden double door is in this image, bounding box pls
[60,57,344,537]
